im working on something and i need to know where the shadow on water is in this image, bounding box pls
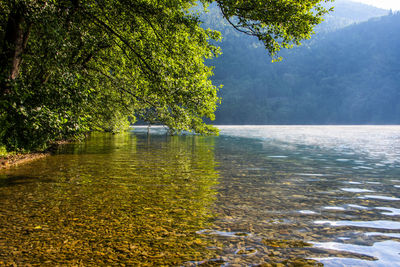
[0,132,220,265]
[0,176,57,187]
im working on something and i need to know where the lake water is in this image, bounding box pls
[0,126,399,266]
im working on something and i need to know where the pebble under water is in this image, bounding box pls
[0,126,399,266]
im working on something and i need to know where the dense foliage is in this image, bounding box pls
[0,0,330,151]
[210,6,400,124]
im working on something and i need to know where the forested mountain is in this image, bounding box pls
[317,0,388,32]
[208,1,399,124]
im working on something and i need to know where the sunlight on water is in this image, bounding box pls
[312,241,400,267]
[208,126,400,266]
[341,188,375,193]
[348,204,369,209]
[1,126,399,266]
[359,195,400,201]
[323,206,346,211]
[314,220,400,230]
[218,125,400,167]
[375,207,400,216]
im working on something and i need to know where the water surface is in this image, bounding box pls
[0,133,218,265]
[1,126,399,266]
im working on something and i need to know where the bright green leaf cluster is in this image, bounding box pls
[0,0,330,151]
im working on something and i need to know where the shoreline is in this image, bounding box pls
[0,152,50,169]
[0,140,75,170]
[0,140,73,170]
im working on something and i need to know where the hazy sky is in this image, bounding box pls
[351,0,400,10]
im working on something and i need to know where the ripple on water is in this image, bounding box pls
[347,204,369,210]
[375,207,400,216]
[365,232,400,238]
[374,163,386,167]
[311,241,400,267]
[347,181,363,185]
[234,247,258,256]
[323,206,346,211]
[245,167,266,171]
[341,188,375,193]
[314,220,400,230]
[299,210,318,214]
[196,229,250,238]
[295,173,326,177]
[357,166,374,170]
[358,195,400,201]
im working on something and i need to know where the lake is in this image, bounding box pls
[1,126,399,266]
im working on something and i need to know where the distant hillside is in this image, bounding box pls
[318,0,388,32]
[202,0,388,37]
[208,9,400,124]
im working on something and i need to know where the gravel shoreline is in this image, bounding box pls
[0,153,49,169]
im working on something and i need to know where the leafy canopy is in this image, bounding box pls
[0,0,331,151]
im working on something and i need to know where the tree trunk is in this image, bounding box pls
[0,2,31,96]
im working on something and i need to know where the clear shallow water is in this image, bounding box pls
[1,126,400,266]
[208,126,400,266]
[0,133,219,265]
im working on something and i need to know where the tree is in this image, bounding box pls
[0,0,331,151]
[214,0,331,59]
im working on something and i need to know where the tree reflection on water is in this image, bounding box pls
[0,132,219,265]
